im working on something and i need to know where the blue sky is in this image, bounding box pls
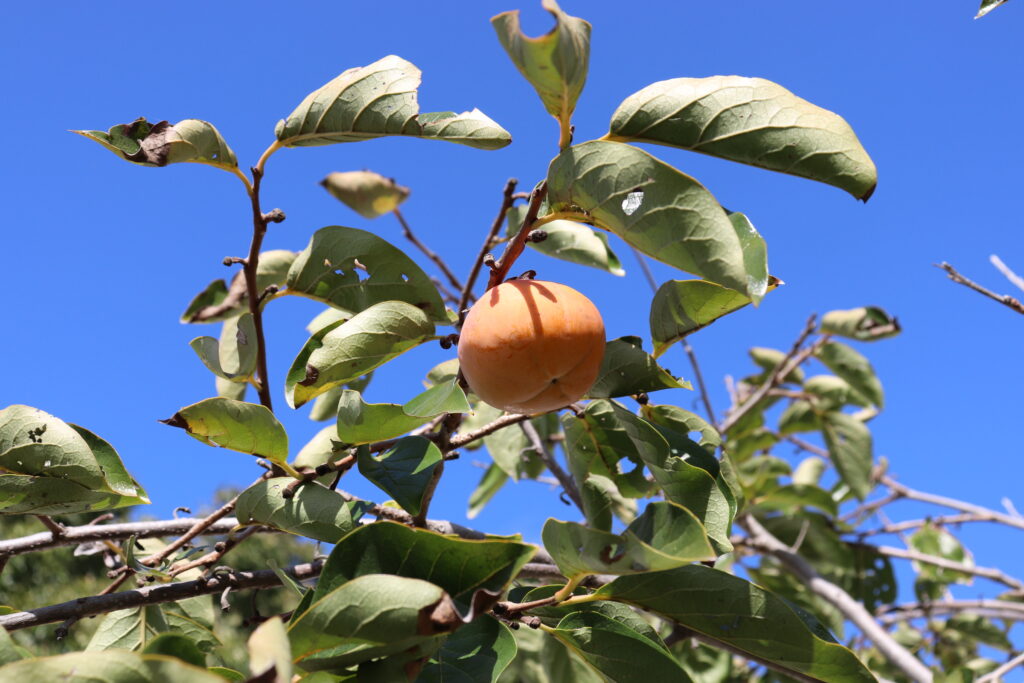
[3,1,1022,607]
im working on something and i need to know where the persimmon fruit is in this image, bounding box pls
[457,280,605,414]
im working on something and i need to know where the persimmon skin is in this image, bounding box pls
[457,280,605,415]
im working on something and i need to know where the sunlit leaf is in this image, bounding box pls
[587,336,690,398]
[821,411,873,500]
[815,341,883,408]
[321,170,409,219]
[189,313,257,382]
[275,55,510,150]
[160,398,288,463]
[357,436,443,516]
[491,0,591,132]
[542,501,714,580]
[607,76,877,200]
[749,346,805,384]
[286,226,447,324]
[235,477,367,543]
[247,617,292,683]
[727,210,770,302]
[0,406,148,514]
[977,0,1010,18]
[75,117,238,171]
[337,390,429,446]
[547,141,750,294]
[596,565,875,682]
[285,301,435,409]
[404,378,470,417]
[821,306,900,342]
[909,523,974,587]
[507,201,623,276]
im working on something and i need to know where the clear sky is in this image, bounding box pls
[3,1,1022,605]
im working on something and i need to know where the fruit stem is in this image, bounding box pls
[486,182,548,290]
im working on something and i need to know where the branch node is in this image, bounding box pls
[222,256,247,267]
[262,208,286,223]
[527,229,547,243]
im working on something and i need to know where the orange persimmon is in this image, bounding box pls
[457,280,605,415]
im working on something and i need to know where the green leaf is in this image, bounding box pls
[419,616,516,683]
[235,477,367,544]
[288,574,452,671]
[909,523,974,586]
[312,521,535,613]
[587,336,690,398]
[207,668,245,682]
[404,378,470,418]
[491,0,591,130]
[977,0,1010,18]
[74,117,238,171]
[639,403,721,451]
[292,426,338,478]
[507,202,623,276]
[275,55,510,150]
[727,210,771,303]
[181,250,297,324]
[467,463,509,519]
[321,171,410,219]
[548,610,691,682]
[160,398,288,463]
[0,406,148,514]
[520,589,663,643]
[749,346,805,384]
[607,76,877,200]
[285,301,435,409]
[248,617,292,683]
[356,436,443,516]
[189,313,258,382]
[596,565,876,683]
[821,411,873,500]
[542,501,715,580]
[286,226,447,324]
[814,341,884,408]
[778,400,821,435]
[821,306,900,342]
[336,390,430,446]
[649,278,780,357]
[0,651,226,682]
[142,634,205,669]
[425,358,460,388]
[753,483,838,516]
[547,141,750,295]
[482,420,530,480]
[87,605,168,651]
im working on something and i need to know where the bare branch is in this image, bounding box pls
[858,512,1022,538]
[937,261,1024,315]
[458,178,518,315]
[520,420,582,511]
[882,475,1024,533]
[243,165,277,409]
[866,544,1024,593]
[739,515,933,683]
[979,651,1024,683]
[991,254,1024,293]
[720,316,823,434]
[448,412,531,449]
[877,599,1024,624]
[393,208,465,294]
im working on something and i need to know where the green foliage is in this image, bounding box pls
[74,118,238,171]
[235,478,368,543]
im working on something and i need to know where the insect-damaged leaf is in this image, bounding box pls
[286,226,448,324]
[0,405,148,514]
[546,141,751,295]
[275,55,510,150]
[285,301,435,409]
[74,118,238,171]
[607,76,877,200]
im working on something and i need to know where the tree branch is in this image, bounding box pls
[857,512,1023,538]
[865,544,1024,593]
[739,515,933,683]
[720,316,823,434]
[393,208,465,294]
[243,165,276,410]
[979,651,1024,683]
[486,182,547,290]
[877,599,1024,624]
[458,178,517,316]
[881,475,1024,533]
[990,254,1024,293]
[520,420,582,511]
[937,261,1024,315]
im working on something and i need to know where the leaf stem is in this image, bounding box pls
[254,140,283,176]
[530,210,592,231]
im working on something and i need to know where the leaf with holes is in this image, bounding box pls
[75,118,238,171]
[189,313,258,383]
[0,405,148,514]
[286,226,447,324]
[547,141,750,295]
[357,436,443,516]
[596,565,875,682]
[160,398,288,464]
[181,250,297,324]
[542,501,714,580]
[235,477,368,544]
[275,55,510,150]
[607,76,877,200]
[491,0,591,130]
[285,301,435,409]
[587,336,690,399]
[321,170,410,219]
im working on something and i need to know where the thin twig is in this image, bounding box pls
[486,183,547,290]
[167,526,263,578]
[631,246,717,424]
[857,512,1022,538]
[740,515,933,683]
[139,487,255,569]
[991,254,1024,293]
[393,208,465,294]
[937,262,1024,315]
[520,421,582,511]
[54,571,134,640]
[881,475,1024,533]
[35,515,65,537]
[458,178,518,315]
[719,316,823,434]
[448,413,532,449]
[979,651,1024,683]
[243,165,276,410]
[877,599,1024,624]
[865,544,1024,593]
